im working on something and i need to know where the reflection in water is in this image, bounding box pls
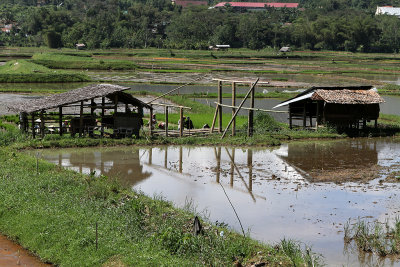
[38,139,400,266]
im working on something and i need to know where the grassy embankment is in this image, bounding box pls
[0,146,321,267]
[31,52,138,70]
[0,60,90,82]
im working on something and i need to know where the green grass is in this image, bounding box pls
[0,145,321,266]
[32,53,138,70]
[0,60,91,82]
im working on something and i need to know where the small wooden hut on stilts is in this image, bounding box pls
[9,84,152,138]
[273,86,385,129]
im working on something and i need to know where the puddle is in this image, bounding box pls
[37,138,400,266]
[0,235,51,267]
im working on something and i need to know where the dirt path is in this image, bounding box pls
[0,235,51,267]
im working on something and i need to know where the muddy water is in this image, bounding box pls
[38,138,400,266]
[0,235,50,267]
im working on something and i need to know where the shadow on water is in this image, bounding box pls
[37,138,400,266]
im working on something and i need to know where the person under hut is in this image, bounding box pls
[185,116,194,129]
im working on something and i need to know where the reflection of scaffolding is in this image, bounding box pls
[145,146,266,202]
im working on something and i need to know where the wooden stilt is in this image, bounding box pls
[31,113,36,138]
[149,107,153,136]
[218,80,222,133]
[248,82,255,137]
[114,95,118,114]
[101,97,105,138]
[165,106,168,137]
[232,82,236,136]
[79,101,84,137]
[40,110,45,138]
[210,105,219,133]
[289,106,292,129]
[303,102,306,128]
[315,102,319,129]
[59,106,63,136]
[179,108,184,137]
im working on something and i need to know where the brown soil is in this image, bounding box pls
[306,165,382,183]
[0,235,51,267]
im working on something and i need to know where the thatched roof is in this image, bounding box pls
[311,89,385,104]
[8,84,151,113]
[273,86,384,108]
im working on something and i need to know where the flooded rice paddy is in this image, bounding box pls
[37,138,400,266]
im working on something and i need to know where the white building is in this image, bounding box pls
[376,6,400,17]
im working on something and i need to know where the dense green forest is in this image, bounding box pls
[1,0,400,52]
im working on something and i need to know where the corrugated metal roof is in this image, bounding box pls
[214,2,299,8]
[8,84,151,113]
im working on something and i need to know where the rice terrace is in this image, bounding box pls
[2,3,400,266]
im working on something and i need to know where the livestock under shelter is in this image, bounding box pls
[273,86,385,129]
[9,84,152,138]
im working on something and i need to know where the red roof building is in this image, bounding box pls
[213,2,299,9]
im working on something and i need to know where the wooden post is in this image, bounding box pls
[221,78,259,139]
[149,106,153,136]
[101,97,105,138]
[303,102,306,128]
[218,80,222,133]
[40,110,45,138]
[248,82,255,137]
[315,102,319,129]
[179,107,183,137]
[289,106,293,129]
[210,105,219,133]
[363,119,366,129]
[31,113,36,138]
[375,119,378,128]
[165,106,168,137]
[232,82,236,136]
[114,94,118,114]
[91,99,95,116]
[59,106,63,136]
[79,101,84,137]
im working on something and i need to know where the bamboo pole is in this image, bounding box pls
[210,105,219,133]
[179,107,183,137]
[218,80,222,133]
[165,106,168,137]
[59,106,63,136]
[40,110,45,138]
[248,82,255,137]
[79,101,84,137]
[221,78,259,139]
[146,76,204,104]
[214,103,288,113]
[232,82,236,136]
[101,97,105,138]
[31,113,35,138]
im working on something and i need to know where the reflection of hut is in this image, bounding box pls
[65,149,152,187]
[273,86,385,129]
[9,84,152,138]
[278,140,378,182]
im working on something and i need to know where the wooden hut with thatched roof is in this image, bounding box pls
[273,86,385,129]
[8,84,152,138]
